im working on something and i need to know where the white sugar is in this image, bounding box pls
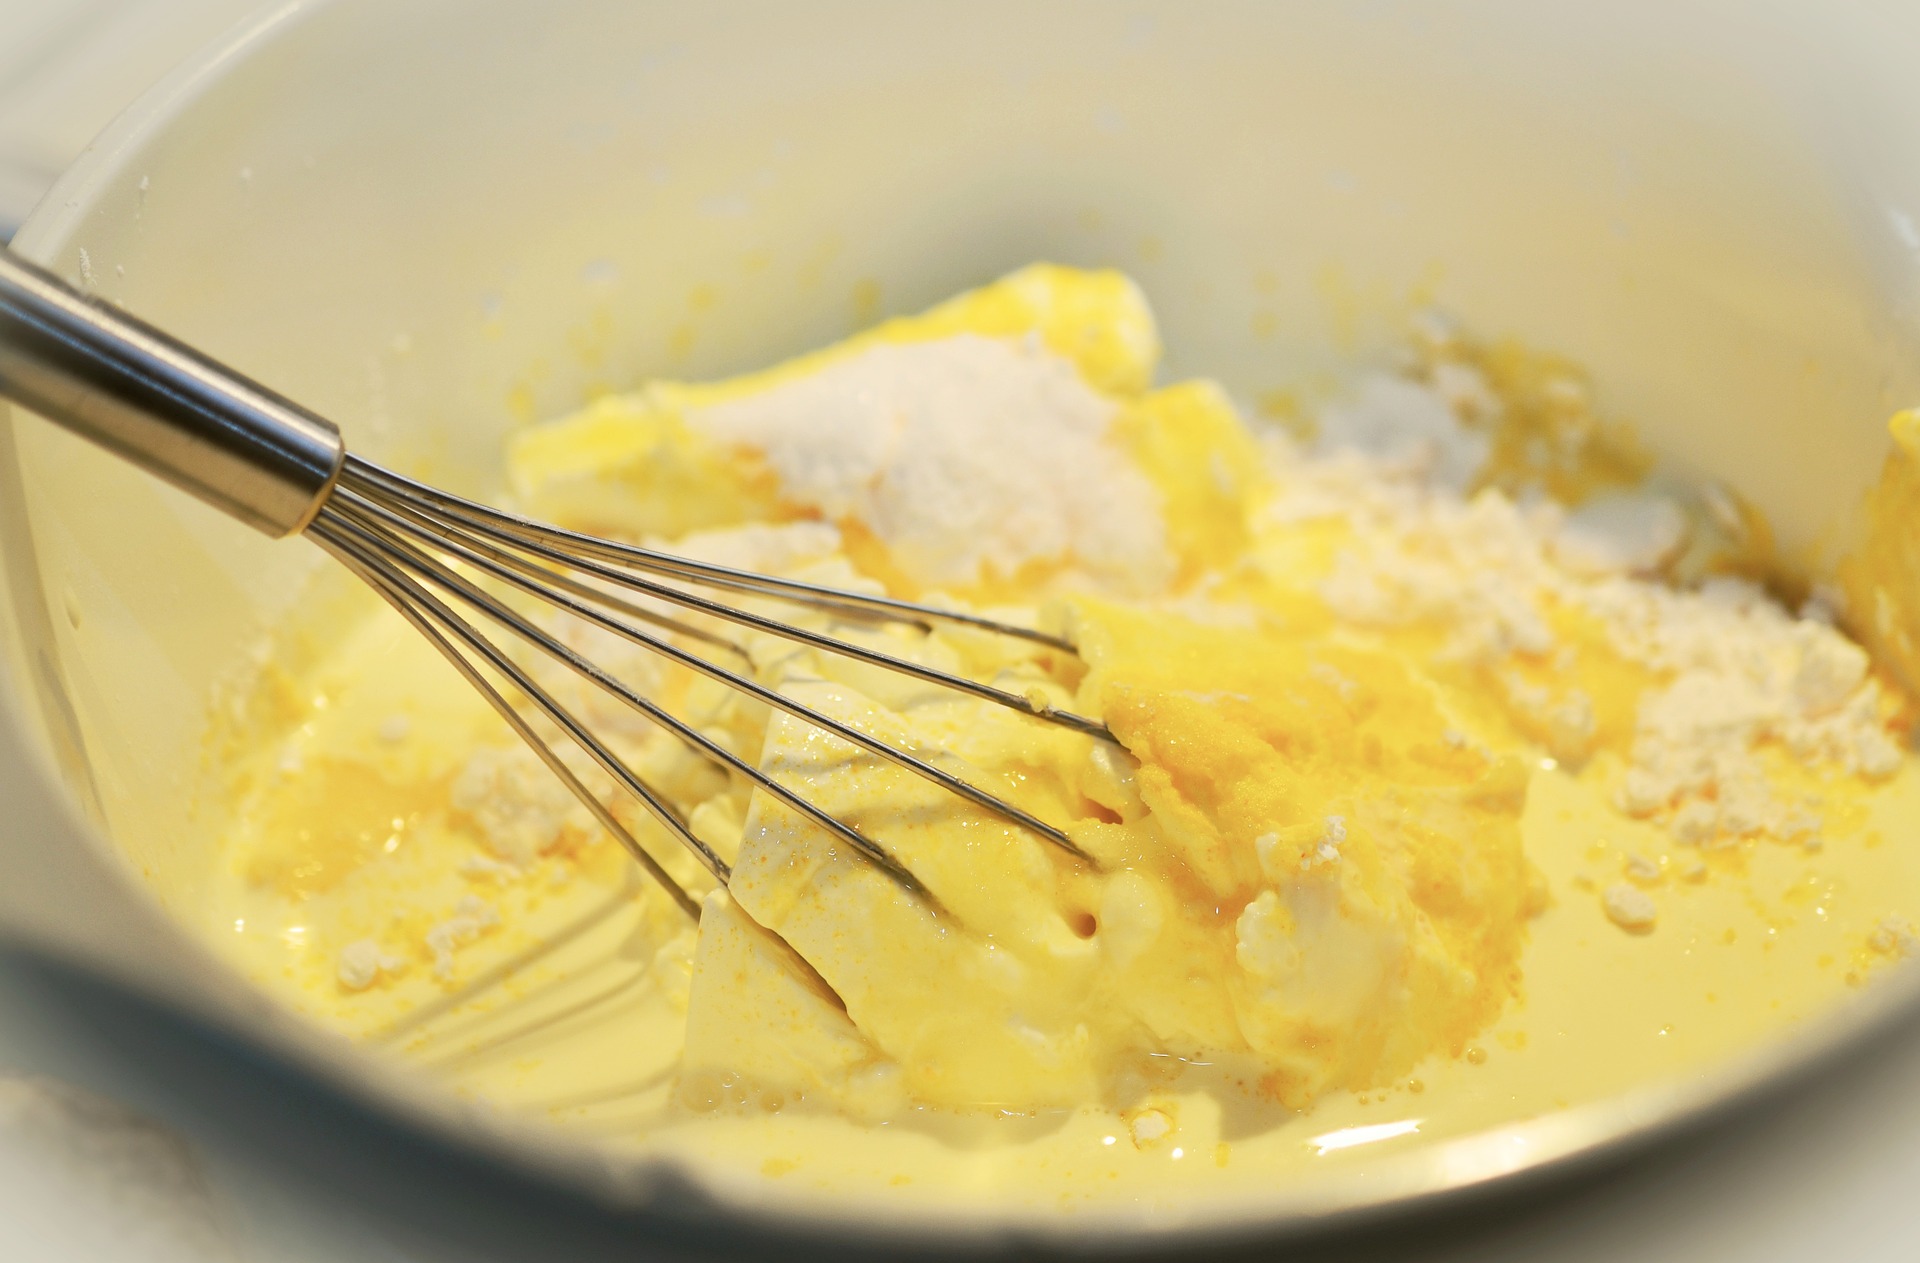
[687,335,1172,592]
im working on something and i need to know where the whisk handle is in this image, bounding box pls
[0,248,344,537]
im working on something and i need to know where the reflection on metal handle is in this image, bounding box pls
[0,249,343,537]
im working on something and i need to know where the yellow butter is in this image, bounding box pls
[193,265,1920,1213]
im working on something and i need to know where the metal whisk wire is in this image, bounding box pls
[0,248,1109,920]
[310,454,1109,898]
[317,526,709,919]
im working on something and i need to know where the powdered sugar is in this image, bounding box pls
[1273,374,1907,849]
[1586,577,1901,841]
[1316,375,1491,493]
[336,938,405,991]
[449,745,582,865]
[687,334,1172,591]
[426,895,499,979]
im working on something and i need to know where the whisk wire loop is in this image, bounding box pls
[345,459,1087,655]
[318,502,932,896]
[370,478,1114,739]
[312,518,711,911]
[330,471,1100,864]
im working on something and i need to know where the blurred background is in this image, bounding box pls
[6,2,1920,1260]
[0,0,255,238]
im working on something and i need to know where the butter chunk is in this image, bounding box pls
[506,264,1169,594]
[728,687,1109,1110]
[680,892,900,1118]
[1072,597,1537,1107]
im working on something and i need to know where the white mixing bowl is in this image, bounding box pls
[7,0,1920,1251]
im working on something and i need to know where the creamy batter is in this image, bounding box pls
[199,266,1920,1211]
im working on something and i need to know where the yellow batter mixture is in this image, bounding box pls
[201,266,1920,1211]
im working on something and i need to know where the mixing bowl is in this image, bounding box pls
[7,0,1920,1251]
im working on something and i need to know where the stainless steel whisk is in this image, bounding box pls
[0,249,1107,918]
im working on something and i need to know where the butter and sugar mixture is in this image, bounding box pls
[204,266,1920,1207]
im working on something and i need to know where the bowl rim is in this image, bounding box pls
[10,0,1920,1251]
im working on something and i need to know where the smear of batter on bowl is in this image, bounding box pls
[200,265,1920,1210]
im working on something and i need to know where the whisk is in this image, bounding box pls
[0,249,1108,919]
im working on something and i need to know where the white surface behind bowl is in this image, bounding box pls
[7,0,1920,1253]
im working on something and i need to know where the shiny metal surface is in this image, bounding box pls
[327,460,1102,860]
[0,249,342,536]
[302,454,1099,901]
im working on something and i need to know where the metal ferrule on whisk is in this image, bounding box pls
[0,250,343,536]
